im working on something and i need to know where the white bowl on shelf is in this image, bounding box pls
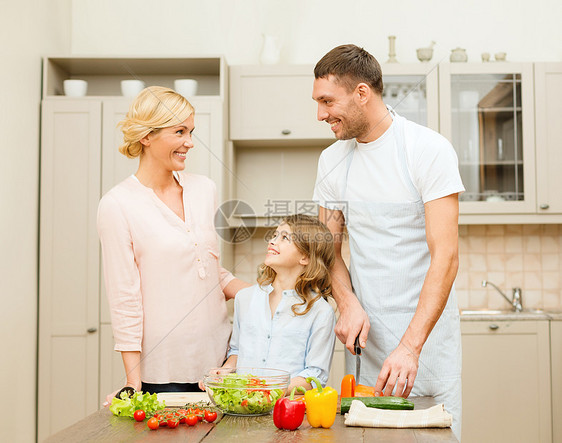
[63,79,88,97]
[120,80,145,98]
[174,79,198,98]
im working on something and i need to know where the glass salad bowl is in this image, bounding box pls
[203,367,290,416]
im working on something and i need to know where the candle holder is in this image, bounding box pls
[387,35,398,63]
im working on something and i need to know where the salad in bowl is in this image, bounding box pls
[203,367,290,416]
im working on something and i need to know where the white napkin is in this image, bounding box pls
[344,400,452,428]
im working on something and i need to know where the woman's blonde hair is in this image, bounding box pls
[257,214,335,316]
[118,86,194,158]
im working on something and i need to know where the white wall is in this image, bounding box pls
[0,1,70,442]
[71,0,562,64]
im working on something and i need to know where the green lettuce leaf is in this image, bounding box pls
[109,391,165,418]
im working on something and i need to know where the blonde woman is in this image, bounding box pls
[97,86,249,404]
[221,214,337,392]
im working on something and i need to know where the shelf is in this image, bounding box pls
[43,56,225,98]
[452,107,522,113]
[459,160,524,166]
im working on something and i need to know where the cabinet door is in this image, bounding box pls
[552,321,562,443]
[381,63,440,131]
[327,340,346,394]
[99,324,127,402]
[230,65,333,140]
[439,63,536,214]
[38,100,101,440]
[535,63,562,214]
[461,320,551,443]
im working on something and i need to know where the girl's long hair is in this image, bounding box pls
[257,214,335,316]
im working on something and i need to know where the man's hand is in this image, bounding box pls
[336,296,370,354]
[374,342,419,398]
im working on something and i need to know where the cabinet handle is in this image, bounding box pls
[281,129,291,135]
[489,324,499,331]
[539,204,550,210]
[87,327,98,334]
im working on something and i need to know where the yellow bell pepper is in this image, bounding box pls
[304,376,338,428]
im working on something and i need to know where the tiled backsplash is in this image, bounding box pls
[457,224,561,311]
[231,225,562,312]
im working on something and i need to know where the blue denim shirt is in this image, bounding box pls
[228,284,336,386]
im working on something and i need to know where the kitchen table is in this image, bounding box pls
[45,396,457,442]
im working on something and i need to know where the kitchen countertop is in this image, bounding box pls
[45,396,457,442]
[460,309,562,321]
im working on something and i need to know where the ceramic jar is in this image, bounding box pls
[450,47,468,63]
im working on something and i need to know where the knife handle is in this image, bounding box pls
[354,336,362,355]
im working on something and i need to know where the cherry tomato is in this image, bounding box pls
[147,417,159,430]
[204,410,218,423]
[186,414,199,426]
[177,409,188,424]
[167,419,179,428]
[194,408,204,421]
[133,409,146,422]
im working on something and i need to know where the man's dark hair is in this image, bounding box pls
[314,44,384,95]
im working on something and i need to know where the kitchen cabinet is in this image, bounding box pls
[552,320,562,443]
[38,56,228,440]
[38,100,102,440]
[439,63,536,215]
[229,65,332,141]
[460,320,551,443]
[535,63,562,214]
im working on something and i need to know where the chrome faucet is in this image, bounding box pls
[481,280,523,312]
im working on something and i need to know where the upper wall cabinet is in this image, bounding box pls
[439,63,536,214]
[229,65,332,140]
[229,64,440,141]
[534,63,562,214]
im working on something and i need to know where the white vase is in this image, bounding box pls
[260,34,281,65]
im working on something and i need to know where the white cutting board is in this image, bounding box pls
[157,392,211,407]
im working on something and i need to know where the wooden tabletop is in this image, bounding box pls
[45,396,457,442]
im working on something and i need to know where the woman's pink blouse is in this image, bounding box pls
[97,172,234,383]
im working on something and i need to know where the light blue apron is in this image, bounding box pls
[342,108,462,439]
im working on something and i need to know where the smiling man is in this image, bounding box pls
[312,44,465,439]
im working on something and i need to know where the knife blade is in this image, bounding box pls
[354,336,361,384]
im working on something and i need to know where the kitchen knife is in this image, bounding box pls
[354,336,361,384]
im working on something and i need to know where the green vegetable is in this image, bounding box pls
[208,374,283,415]
[340,396,414,414]
[109,391,166,418]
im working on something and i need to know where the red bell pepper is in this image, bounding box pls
[273,386,307,431]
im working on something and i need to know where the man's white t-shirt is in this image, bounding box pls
[313,114,465,210]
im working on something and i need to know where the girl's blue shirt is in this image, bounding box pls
[228,284,336,386]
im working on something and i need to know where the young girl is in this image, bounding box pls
[223,214,337,392]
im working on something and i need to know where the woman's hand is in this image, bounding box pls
[103,388,120,407]
[103,383,142,407]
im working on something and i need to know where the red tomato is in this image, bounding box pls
[204,410,218,423]
[186,414,199,426]
[177,409,187,424]
[193,408,204,421]
[167,419,179,428]
[133,410,146,422]
[147,417,159,430]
